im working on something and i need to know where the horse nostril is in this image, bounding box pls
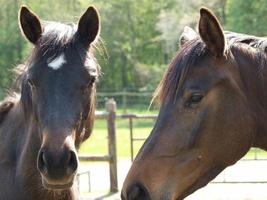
[37,148,78,179]
[37,150,48,173]
[127,183,150,200]
[67,151,78,173]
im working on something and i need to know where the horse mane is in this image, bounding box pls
[224,31,267,52]
[153,34,267,106]
[152,38,207,105]
[230,42,267,104]
[231,43,266,72]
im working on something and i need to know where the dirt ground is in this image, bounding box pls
[78,159,267,200]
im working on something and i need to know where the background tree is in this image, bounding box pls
[226,0,267,36]
[0,0,265,100]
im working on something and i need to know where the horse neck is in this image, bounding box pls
[232,46,267,150]
[0,99,30,165]
[0,100,40,188]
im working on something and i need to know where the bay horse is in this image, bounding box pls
[122,7,267,200]
[0,5,100,200]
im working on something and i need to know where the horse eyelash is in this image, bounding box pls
[89,77,96,85]
[185,93,204,108]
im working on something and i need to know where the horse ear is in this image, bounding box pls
[19,6,43,44]
[77,6,100,47]
[179,26,198,46]
[198,7,225,57]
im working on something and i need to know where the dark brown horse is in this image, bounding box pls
[122,7,267,200]
[0,6,100,200]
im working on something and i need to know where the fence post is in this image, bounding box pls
[105,99,118,193]
[129,117,134,162]
[122,88,127,113]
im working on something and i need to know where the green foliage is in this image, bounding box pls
[226,0,267,36]
[89,0,174,91]
[0,0,266,100]
[0,0,22,96]
[0,0,83,98]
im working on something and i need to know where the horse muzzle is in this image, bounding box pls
[37,146,78,190]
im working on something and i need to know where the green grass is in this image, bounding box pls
[79,108,267,159]
[79,113,155,157]
[245,148,267,159]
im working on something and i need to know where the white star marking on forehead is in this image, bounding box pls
[47,53,66,70]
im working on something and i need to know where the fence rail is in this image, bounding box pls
[117,113,157,161]
[97,90,154,112]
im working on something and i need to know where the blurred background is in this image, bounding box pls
[0,0,267,199]
[0,0,267,106]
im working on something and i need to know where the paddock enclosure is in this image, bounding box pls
[0,1,267,200]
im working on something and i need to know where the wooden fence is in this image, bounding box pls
[119,113,157,161]
[78,98,157,193]
[78,99,118,193]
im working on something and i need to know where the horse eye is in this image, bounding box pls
[185,93,203,107]
[81,77,96,94]
[88,77,96,86]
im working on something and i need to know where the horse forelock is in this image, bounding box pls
[152,39,207,106]
[36,22,76,57]
[30,21,101,73]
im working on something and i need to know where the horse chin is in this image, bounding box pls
[41,176,74,191]
[171,166,224,200]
